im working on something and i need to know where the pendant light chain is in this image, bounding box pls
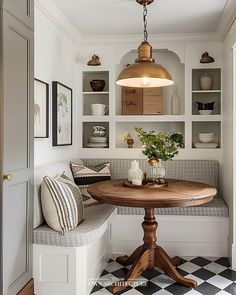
[116,0,174,88]
[143,4,148,42]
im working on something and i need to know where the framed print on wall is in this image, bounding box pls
[52,81,73,146]
[34,79,49,138]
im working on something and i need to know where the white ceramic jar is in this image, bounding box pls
[128,160,143,185]
[199,72,214,90]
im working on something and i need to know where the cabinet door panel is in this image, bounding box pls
[2,0,33,29]
[4,24,29,171]
[4,182,28,287]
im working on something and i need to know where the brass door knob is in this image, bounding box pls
[3,174,12,181]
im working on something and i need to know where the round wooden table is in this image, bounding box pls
[88,179,217,293]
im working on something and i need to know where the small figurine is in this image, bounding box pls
[87,55,101,66]
[123,132,134,148]
[200,52,215,64]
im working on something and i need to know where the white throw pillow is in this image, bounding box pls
[41,174,84,234]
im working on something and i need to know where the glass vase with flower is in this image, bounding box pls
[135,128,183,188]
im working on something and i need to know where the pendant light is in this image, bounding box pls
[116,0,174,88]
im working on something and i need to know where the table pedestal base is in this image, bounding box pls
[108,208,197,294]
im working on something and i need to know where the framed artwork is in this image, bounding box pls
[34,79,49,138]
[52,81,73,146]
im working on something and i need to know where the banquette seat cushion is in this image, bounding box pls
[33,159,228,247]
[83,159,228,218]
[34,204,116,247]
[33,160,116,247]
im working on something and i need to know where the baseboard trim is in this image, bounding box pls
[231,243,236,270]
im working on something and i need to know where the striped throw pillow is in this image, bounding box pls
[41,175,84,234]
[70,162,111,207]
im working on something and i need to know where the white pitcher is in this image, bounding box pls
[90,104,109,115]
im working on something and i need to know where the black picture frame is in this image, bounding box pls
[34,78,49,138]
[52,81,73,146]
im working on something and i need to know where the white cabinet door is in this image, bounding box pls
[0,10,34,295]
[2,0,34,29]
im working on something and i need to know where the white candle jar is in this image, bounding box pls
[128,160,143,185]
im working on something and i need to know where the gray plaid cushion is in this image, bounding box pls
[83,159,227,217]
[83,159,220,193]
[33,205,116,247]
[118,198,228,217]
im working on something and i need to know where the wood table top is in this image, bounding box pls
[88,179,217,208]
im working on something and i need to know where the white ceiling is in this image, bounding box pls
[52,0,228,36]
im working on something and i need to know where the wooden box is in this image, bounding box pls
[122,87,163,115]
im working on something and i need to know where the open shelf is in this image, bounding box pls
[82,122,109,149]
[192,68,221,91]
[116,121,185,149]
[82,71,110,116]
[192,92,221,115]
[83,93,109,116]
[115,115,186,122]
[192,90,221,93]
[116,50,185,115]
[82,91,109,95]
[82,71,109,92]
[192,121,221,149]
[192,68,221,116]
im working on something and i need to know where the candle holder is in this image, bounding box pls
[123,132,134,148]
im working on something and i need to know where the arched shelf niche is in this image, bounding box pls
[116,48,185,115]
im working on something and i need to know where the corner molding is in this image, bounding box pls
[34,0,221,46]
[34,0,81,44]
[217,0,236,40]
[80,32,220,45]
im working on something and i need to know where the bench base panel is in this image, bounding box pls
[33,226,111,295]
[112,215,229,257]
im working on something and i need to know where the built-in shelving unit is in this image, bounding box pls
[191,68,222,149]
[82,71,110,116]
[80,51,223,156]
[82,71,110,148]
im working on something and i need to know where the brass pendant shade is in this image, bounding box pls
[116,1,174,88]
[116,63,173,88]
[116,42,173,87]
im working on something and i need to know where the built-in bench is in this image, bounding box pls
[33,159,229,295]
[33,161,117,295]
[83,159,229,257]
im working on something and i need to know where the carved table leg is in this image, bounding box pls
[155,246,197,288]
[111,208,197,294]
[116,246,143,266]
[108,248,149,293]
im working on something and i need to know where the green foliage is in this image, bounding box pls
[135,127,184,161]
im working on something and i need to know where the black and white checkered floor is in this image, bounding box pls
[90,255,236,295]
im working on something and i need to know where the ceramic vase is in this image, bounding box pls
[128,160,143,185]
[199,72,214,90]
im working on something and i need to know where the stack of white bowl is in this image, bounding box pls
[199,133,214,142]
[198,110,212,115]
[194,133,218,149]
[87,136,109,148]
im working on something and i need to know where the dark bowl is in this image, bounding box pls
[90,80,106,92]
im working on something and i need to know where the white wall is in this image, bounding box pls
[222,20,236,268]
[34,6,80,167]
